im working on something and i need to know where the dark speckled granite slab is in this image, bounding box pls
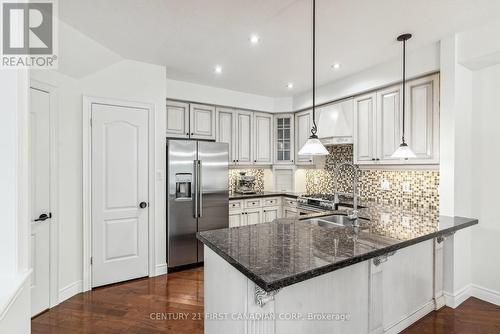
[197,202,478,292]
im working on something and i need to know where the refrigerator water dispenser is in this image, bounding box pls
[175,173,192,199]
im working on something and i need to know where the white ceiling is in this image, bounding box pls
[59,0,500,97]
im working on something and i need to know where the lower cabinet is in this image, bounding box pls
[229,211,244,228]
[246,208,263,225]
[229,197,286,226]
[283,207,298,218]
[262,206,280,223]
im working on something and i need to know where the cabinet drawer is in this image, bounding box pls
[283,198,297,207]
[245,198,262,208]
[263,197,280,207]
[229,200,243,211]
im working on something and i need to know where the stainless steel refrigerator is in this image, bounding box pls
[167,140,229,269]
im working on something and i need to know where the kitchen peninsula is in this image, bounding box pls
[198,203,477,334]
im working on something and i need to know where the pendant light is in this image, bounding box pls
[391,33,416,159]
[297,0,329,156]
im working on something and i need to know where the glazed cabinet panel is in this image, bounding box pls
[189,103,216,140]
[295,110,314,165]
[274,114,294,164]
[253,112,273,165]
[235,110,253,165]
[216,107,236,164]
[166,101,190,138]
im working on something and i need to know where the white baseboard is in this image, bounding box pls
[155,264,168,276]
[444,284,500,308]
[384,300,435,334]
[58,280,83,304]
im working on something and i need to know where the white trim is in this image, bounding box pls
[155,264,168,276]
[58,280,83,304]
[82,96,156,292]
[29,79,60,308]
[384,300,435,334]
[444,284,472,309]
[0,271,31,321]
[470,284,500,306]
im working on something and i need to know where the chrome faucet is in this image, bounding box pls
[334,161,360,221]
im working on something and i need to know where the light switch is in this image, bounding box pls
[381,179,390,191]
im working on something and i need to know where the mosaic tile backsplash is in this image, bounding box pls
[306,145,439,209]
[229,169,264,193]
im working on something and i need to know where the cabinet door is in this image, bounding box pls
[246,208,262,225]
[353,93,377,164]
[295,110,314,165]
[229,211,243,228]
[216,107,235,165]
[274,114,295,164]
[253,112,273,165]
[283,207,297,218]
[262,206,280,223]
[166,101,189,138]
[190,103,215,140]
[235,110,253,164]
[406,74,439,163]
[377,85,402,162]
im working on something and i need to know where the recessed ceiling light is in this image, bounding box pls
[214,65,222,74]
[249,34,260,44]
[332,63,341,70]
[287,83,294,89]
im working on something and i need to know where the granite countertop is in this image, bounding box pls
[197,201,478,292]
[229,191,303,200]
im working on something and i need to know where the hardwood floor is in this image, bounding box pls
[32,267,500,334]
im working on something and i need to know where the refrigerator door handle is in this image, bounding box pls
[193,160,198,218]
[198,160,203,218]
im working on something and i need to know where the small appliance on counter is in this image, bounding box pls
[235,172,256,194]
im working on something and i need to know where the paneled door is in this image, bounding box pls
[295,110,314,165]
[190,103,216,140]
[30,87,51,316]
[166,100,189,138]
[353,93,377,164]
[376,85,402,162]
[263,207,280,223]
[91,102,149,287]
[235,110,253,164]
[216,107,235,164]
[253,112,273,165]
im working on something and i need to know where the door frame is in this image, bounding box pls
[82,96,156,292]
[29,79,60,308]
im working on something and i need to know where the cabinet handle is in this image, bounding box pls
[371,158,376,161]
[254,160,256,162]
[236,160,239,162]
[376,158,380,161]
[291,160,294,162]
[186,132,189,136]
[191,133,194,135]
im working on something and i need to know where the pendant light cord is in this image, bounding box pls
[311,0,318,138]
[401,38,406,144]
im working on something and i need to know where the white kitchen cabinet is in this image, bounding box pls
[377,85,402,162]
[262,206,280,223]
[253,112,273,165]
[189,103,216,140]
[216,107,236,165]
[229,211,243,228]
[316,98,354,141]
[353,93,377,163]
[295,110,314,165]
[274,114,294,164]
[166,101,190,138]
[405,74,440,163]
[245,208,263,225]
[283,207,298,218]
[353,74,440,165]
[235,110,253,165]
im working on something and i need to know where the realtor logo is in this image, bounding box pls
[1,0,58,68]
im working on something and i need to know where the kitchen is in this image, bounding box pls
[2,1,500,333]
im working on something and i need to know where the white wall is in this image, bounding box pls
[31,58,168,299]
[292,43,440,110]
[166,79,293,112]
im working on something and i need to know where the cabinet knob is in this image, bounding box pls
[291,160,294,162]
[191,133,194,135]
[236,160,239,162]
[186,132,189,136]
[254,160,256,162]
[376,158,380,161]
[371,158,376,161]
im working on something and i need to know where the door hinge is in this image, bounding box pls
[90,257,93,265]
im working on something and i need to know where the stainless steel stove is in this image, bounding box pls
[297,194,337,214]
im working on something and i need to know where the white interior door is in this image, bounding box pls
[91,102,149,287]
[30,87,51,316]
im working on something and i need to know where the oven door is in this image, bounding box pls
[297,204,326,216]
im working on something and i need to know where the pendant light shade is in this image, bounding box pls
[391,33,416,160]
[297,0,329,156]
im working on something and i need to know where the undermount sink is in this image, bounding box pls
[306,215,370,228]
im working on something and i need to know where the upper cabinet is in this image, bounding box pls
[166,101,190,138]
[216,107,235,164]
[353,74,439,165]
[166,100,215,140]
[189,103,216,140]
[274,114,295,165]
[253,112,273,165]
[295,110,314,165]
[235,110,253,165]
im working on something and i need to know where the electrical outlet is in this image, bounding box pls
[401,216,411,227]
[402,181,411,193]
[381,179,391,191]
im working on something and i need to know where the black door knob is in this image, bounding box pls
[139,202,148,209]
[34,213,52,222]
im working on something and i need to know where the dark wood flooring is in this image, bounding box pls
[32,267,500,334]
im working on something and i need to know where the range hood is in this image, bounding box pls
[315,98,354,145]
